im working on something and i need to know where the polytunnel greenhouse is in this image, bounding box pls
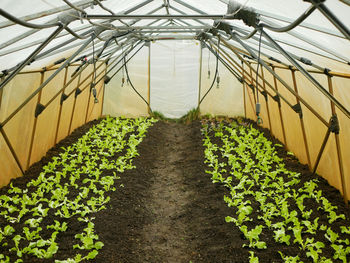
[0,0,350,262]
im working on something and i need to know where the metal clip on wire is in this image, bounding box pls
[256,102,263,124]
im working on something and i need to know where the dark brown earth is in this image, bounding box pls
[1,118,349,262]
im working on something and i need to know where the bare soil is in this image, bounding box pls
[1,118,349,262]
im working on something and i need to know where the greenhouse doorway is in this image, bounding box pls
[150,40,200,118]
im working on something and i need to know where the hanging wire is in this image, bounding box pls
[255,29,263,124]
[207,48,211,79]
[124,55,151,109]
[91,34,98,103]
[121,44,125,86]
[199,38,220,105]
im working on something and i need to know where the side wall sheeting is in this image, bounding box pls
[0,63,105,187]
[201,48,244,117]
[103,46,149,118]
[243,63,348,200]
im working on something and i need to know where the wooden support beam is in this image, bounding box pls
[26,72,44,169]
[260,67,272,130]
[327,75,348,204]
[54,67,68,144]
[291,69,311,168]
[271,66,287,146]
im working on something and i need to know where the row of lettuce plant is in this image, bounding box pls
[0,116,156,263]
[201,120,350,263]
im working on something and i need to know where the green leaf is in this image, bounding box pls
[86,250,99,259]
[249,251,259,263]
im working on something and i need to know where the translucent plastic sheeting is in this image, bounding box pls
[0,73,41,186]
[29,70,65,166]
[333,76,350,201]
[150,40,199,118]
[103,46,149,117]
[200,47,244,117]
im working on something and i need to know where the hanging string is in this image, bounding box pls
[255,29,263,124]
[199,38,220,105]
[207,48,211,79]
[91,34,98,103]
[121,45,125,87]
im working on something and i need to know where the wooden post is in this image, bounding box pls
[291,69,311,168]
[271,66,287,146]
[26,71,44,169]
[260,67,272,130]
[327,75,348,204]
[54,67,68,144]
[68,72,82,135]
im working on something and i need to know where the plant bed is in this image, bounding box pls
[201,117,350,262]
[0,117,156,262]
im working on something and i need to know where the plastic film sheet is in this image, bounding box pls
[150,40,199,119]
[103,46,149,117]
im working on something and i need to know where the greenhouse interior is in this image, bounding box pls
[0,0,350,262]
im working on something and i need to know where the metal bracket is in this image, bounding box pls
[329,115,340,134]
[75,88,82,98]
[104,76,111,84]
[324,68,332,77]
[35,103,46,118]
[248,84,255,93]
[273,95,281,105]
[300,57,312,66]
[260,90,268,101]
[60,93,68,105]
[292,103,303,118]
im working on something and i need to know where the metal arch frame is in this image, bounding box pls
[0,0,95,29]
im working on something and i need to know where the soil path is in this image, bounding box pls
[95,121,244,263]
[140,122,195,262]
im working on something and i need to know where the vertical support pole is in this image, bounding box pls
[54,67,68,144]
[100,65,108,117]
[241,61,246,119]
[84,68,95,124]
[248,64,257,106]
[147,42,151,115]
[260,67,272,130]
[327,75,348,204]
[198,43,203,110]
[26,71,44,169]
[291,69,311,168]
[245,63,256,117]
[68,72,82,135]
[271,66,287,145]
